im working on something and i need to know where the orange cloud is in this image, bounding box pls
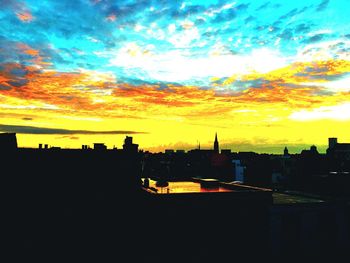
[1,57,350,128]
[106,14,117,22]
[15,43,51,68]
[223,60,350,85]
[16,12,33,22]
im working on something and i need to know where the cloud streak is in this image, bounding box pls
[0,124,146,135]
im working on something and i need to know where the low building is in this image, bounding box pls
[93,143,107,150]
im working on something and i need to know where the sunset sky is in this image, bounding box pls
[1,0,350,152]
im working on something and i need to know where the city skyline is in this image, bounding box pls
[3,131,342,155]
[1,0,350,152]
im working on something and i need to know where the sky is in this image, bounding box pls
[1,0,350,153]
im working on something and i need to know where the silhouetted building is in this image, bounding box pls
[232,159,245,182]
[284,146,289,157]
[221,149,231,155]
[327,137,350,160]
[93,143,107,150]
[51,146,61,150]
[328,137,338,150]
[0,132,17,151]
[123,136,138,153]
[214,132,219,153]
[301,145,319,156]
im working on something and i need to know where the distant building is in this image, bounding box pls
[213,132,219,153]
[328,137,338,150]
[327,137,350,160]
[232,160,244,183]
[283,147,289,157]
[0,133,17,151]
[93,143,107,150]
[50,147,61,150]
[221,149,231,155]
[123,136,138,153]
[301,145,319,156]
[165,149,175,154]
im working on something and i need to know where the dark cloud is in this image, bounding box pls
[0,62,32,89]
[278,28,294,40]
[255,25,267,31]
[22,117,33,121]
[0,124,147,135]
[0,84,11,90]
[171,5,204,19]
[316,0,330,12]
[303,33,327,44]
[213,78,275,92]
[245,15,255,23]
[7,79,28,87]
[296,71,349,82]
[210,3,250,24]
[279,8,299,20]
[279,6,310,21]
[294,23,312,34]
[211,8,238,23]
[235,3,250,11]
[256,2,270,11]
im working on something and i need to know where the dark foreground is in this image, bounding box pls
[3,149,350,262]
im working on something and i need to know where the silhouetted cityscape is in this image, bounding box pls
[2,132,350,261]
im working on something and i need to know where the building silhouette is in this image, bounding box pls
[123,136,138,153]
[0,132,17,151]
[93,143,107,150]
[213,132,219,153]
[327,137,350,159]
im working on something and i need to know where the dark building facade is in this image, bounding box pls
[123,136,138,153]
[0,132,17,151]
[327,137,350,160]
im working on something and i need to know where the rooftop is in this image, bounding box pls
[145,179,233,194]
[142,178,272,195]
[273,192,325,205]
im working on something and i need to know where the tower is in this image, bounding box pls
[328,138,338,149]
[284,146,289,156]
[214,133,219,153]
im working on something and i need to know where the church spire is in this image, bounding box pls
[214,132,219,153]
